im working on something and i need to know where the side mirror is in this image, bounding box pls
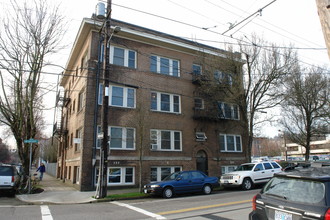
[254,168,260,171]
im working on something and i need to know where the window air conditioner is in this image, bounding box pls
[151,144,158,150]
[196,132,207,141]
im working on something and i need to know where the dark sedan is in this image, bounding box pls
[249,167,330,220]
[143,170,220,198]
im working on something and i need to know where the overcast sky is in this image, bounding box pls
[0,0,329,145]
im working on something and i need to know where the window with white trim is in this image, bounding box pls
[96,126,135,150]
[217,102,239,120]
[150,129,182,151]
[110,86,135,108]
[94,167,134,186]
[98,84,135,108]
[150,92,180,113]
[110,46,136,68]
[150,167,181,182]
[150,55,180,77]
[219,134,242,152]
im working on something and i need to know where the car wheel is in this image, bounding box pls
[162,187,173,198]
[202,184,212,195]
[242,178,253,190]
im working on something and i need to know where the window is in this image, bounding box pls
[263,162,273,170]
[214,70,233,85]
[194,98,204,109]
[110,126,135,149]
[108,167,133,185]
[150,129,182,151]
[150,55,180,77]
[80,50,88,73]
[150,167,181,182]
[96,126,135,150]
[98,84,136,108]
[95,167,134,186]
[219,134,242,152]
[217,102,239,120]
[110,46,136,68]
[75,128,83,151]
[150,92,180,113]
[78,91,84,112]
[98,84,103,105]
[192,64,202,75]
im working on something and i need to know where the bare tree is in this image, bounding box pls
[0,0,65,175]
[281,66,329,161]
[195,36,298,162]
[236,36,299,161]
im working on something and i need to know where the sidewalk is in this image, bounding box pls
[16,172,139,205]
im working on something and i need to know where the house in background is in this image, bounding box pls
[53,17,248,191]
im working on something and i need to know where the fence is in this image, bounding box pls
[45,163,57,177]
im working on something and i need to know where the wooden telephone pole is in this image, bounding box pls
[96,0,112,199]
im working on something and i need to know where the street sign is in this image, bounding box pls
[24,139,39,143]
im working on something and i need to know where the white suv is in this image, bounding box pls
[220,161,282,190]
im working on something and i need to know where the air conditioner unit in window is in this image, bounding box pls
[196,132,207,142]
[150,144,158,150]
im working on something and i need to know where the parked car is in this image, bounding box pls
[249,167,330,220]
[220,161,282,190]
[143,170,220,198]
[0,164,20,196]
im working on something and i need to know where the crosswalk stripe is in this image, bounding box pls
[40,205,53,220]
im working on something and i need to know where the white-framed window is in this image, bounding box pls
[96,126,135,150]
[194,98,204,109]
[221,165,237,175]
[150,166,181,182]
[150,91,180,113]
[219,134,242,152]
[98,84,136,108]
[110,46,136,68]
[109,86,135,108]
[192,64,202,75]
[214,70,233,86]
[150,55,180,77]
[95,167,134,186]
[110,126,135,149]
[150,129,182,151]
[217,102,239,120]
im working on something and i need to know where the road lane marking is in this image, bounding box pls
[40,205,53,220]
[112,201,166,219]
[157,199,251,215]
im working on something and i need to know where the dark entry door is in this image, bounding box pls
[196,150,208,175]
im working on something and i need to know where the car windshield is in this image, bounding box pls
[262,176,325,204]
[235,164,255,171]
[163,172,181,181]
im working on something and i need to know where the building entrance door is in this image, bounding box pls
[196,150,208,175]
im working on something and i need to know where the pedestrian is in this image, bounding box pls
[36,163,46,181]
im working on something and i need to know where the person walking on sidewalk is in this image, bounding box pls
[36,163,46,181]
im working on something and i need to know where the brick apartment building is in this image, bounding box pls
[53,17,248,191]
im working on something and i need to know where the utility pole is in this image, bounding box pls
[96,0,112,199]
